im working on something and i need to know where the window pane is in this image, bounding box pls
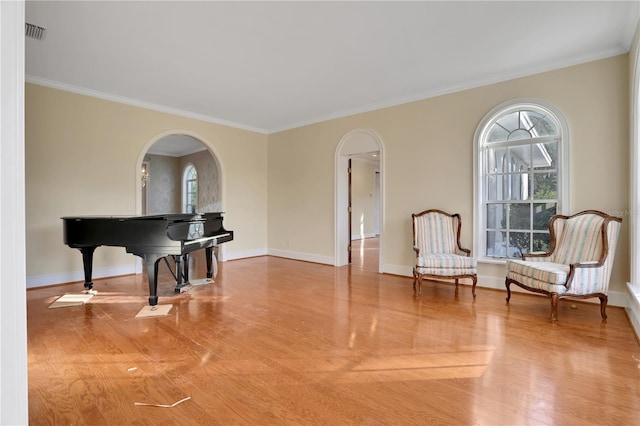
[532,232,551,253]
[520,110,544,130]
[533,172,557,199]
[508,129,532,142]
[530,115,558,137]
[533,202,556,230]
[486,231,506,257]
[506,147,524,172]
[496,112,519,133]
[487,175,508,201]
[532,141,557,170]
[486,203,506,229]
[508,144,532,170]
[509,204,530,230]
[486,124,509,143]
[508,232,530,258]
[486,146,507,173]
[508,173,530,200]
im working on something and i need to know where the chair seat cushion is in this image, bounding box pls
[506,259,569,285]
[416,254,477,276]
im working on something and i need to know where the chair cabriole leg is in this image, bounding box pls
[505,278,512,303]
[471,276,477,298]
[550,293,559,322]
[599,294,608,320]
[412,268,417,290]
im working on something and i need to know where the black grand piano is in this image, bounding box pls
[62,212,233,305]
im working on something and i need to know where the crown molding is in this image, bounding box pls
[27,45,628,135]
[25,75,269,135]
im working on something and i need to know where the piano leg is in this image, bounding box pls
[172,255,184,293]
[79,246,97,291]
[182,254,190,283]
[162,256,190,293]
[206,246,218,279]
[144,254,162,306]
[172,254,192,293]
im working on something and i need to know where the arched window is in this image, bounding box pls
[183,164,198,214]
[474,100,569,260]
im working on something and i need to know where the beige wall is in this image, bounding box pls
[26,84,268,282]
[180,150,221,212]
[268,54,630,296]
[144,149,220,215]
[25,54,631,299]
[145,153,181,214]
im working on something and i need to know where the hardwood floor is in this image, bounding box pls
[28,238,640,425]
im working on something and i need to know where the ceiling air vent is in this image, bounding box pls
[25,23,46,40]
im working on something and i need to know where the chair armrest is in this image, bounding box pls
[456,247,471,257]
[522,252,552,262]
[565,261,608,293]
[569,260,604,270]
[413,246,420,255]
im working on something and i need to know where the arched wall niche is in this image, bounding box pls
[335,128,385,272]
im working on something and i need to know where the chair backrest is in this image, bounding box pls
[601,218,622,290]
[412,209,460,255]
[549,210,622,266]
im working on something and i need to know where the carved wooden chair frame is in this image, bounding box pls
[412,209,477,297]
[505,210,622,322]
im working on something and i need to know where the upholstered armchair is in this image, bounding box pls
[412,209,477,296]
[505,210,622,322]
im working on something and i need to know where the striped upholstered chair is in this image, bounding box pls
[505,210,622,322]
[412,209,477,297]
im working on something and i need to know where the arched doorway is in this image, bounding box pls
[137,132,223,214]
[335,129,384,272]
[136,131,226,261]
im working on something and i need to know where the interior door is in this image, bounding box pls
[348,159,352,263]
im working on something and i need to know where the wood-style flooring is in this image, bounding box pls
[27,238,640,425]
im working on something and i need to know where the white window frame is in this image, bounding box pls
[182,163,198,214]
[473,99,570,263]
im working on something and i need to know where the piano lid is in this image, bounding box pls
[62,212,226,222]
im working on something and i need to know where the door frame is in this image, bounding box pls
[348,158,352,264]
[334,129,384,272]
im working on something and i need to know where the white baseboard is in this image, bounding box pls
[475,274,628,308]
[26,249,267,289]
[382,263,412,276]
[267,248,334,265]
[224,248,268,261]
[382,263,627,307]
[26,264,137,289]
[26,255,634,312]
[351,233,377,240]
[626,283,640,338]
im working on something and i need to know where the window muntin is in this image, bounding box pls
[480,105,563,259]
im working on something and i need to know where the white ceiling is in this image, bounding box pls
[25,1,640,136]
